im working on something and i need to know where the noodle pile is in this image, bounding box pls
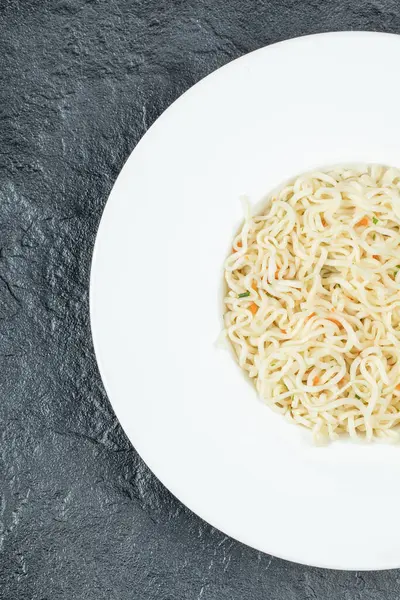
[224,165,400,443]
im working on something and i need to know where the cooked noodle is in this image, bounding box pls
[223,165,400,443]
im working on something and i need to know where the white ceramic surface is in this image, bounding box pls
[90,32,400,570]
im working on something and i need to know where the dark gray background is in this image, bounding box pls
[1,1,400,598]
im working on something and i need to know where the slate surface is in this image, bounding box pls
[1,1,400,598]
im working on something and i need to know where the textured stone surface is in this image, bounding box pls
[1,1,400,598]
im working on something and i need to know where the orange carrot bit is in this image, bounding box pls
[251,281,258,291]
[396,384,400,391]
[281,329,286,334]
[249,302,258,315]
[356,216,369,227]
[321,218,327,227]
[306,312,316,321]
[313,376,320,386]
[327,317,343,328]
[373,255,380,260]
[327,317,343,329]
[232,240,243,253]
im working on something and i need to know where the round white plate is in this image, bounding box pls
[90,32,400,570]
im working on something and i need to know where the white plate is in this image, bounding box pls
[90,32,400,570]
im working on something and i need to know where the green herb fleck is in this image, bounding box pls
[372,233,376,240]
[373,217,379,225]
[396,265,400,269]
[238,291,250,298]
[355,394,360,400]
